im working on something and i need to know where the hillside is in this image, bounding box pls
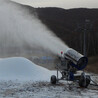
[36,7,98,57]
[35,7,98,73]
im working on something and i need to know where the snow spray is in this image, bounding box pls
[0,0,69,57]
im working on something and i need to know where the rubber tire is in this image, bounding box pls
[79,75,90,88]
[51,75,56,84]
[85,75,90,87]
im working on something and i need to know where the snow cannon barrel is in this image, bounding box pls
[64,48,88,70]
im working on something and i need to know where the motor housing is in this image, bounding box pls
[64,48,88,70]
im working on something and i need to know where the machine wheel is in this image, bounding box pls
[79,75,90,88]
[85,75,91,87]
[51,75,56,84]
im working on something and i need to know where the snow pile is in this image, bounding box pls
[0,57,52,81]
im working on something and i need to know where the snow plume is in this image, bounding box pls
[0,0,68,56]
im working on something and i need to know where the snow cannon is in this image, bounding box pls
[64,48,88,70]
[50,48,91,88]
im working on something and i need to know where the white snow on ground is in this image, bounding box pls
[0,57,54,81]
[0,57,97,98]
[0,80,98,98]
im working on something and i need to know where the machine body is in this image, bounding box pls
[63,48,88,70]
[50,48,90,87]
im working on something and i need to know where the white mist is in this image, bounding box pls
[0,0,69,56]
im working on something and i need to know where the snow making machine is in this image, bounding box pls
[50,48,91,87]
